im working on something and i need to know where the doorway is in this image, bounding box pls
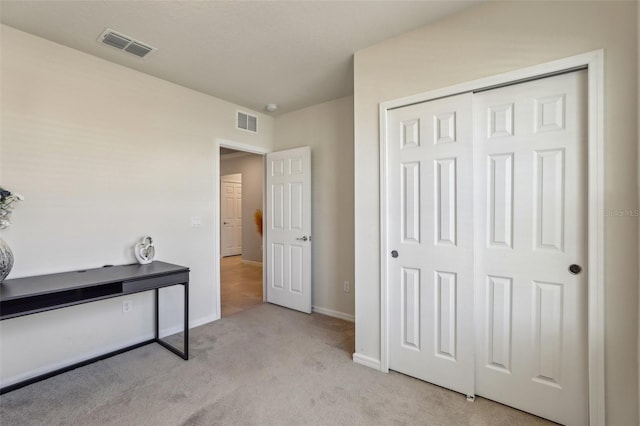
[219,146,265,317]
[219,255,263,317]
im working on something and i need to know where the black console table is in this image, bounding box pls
[0,261,189,394]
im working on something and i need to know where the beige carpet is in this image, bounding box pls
[0,304,552,425]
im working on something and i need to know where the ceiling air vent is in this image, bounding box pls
[125,42,154,58]
[237,111,258,133]
[97,28,156,58]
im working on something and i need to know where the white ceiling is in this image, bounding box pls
[0,1,480,115]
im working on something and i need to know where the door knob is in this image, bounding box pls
[223,222,229,225]
[296,236,308,242]
[569,264,582,274]
[391,250,399,258]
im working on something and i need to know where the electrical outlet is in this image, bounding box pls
[122,300,132,313]
[343,281,350,293]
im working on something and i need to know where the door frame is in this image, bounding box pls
[379,50,604,425]
[215,138,269,319]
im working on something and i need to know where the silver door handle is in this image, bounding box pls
[296,236,308,242]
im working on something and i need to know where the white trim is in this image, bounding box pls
[312,306,355,322]
[157,326,183,338]
[0,333,155,387]
[221,151,253,160]
[352,353,382,370]
[241,259,263,267]
[190,313,219,328]
[159,313,219,338]
[379,100,389,373]
[586,50,606,426]
[262,155,267,302]
[379,50,605,425]
[1,308,218,388]
[637,5,640,421]
[217,138,269,156]
[214,138,267,319]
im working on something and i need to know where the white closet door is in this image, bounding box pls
[387,93,475,397]
[473,71,588,425]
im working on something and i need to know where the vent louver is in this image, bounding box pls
[237,111,258,133]
[102,32,130,49]
[125,42,154,58]
[98,28,156,58]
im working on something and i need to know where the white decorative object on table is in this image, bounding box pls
[134,236,155,265]
[0,187,24,283]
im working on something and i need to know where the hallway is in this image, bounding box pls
[220,255,263,317]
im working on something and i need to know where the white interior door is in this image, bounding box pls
[221,175,242,257]
[265,147,312,313]
[385,71,588,424]
[387,93,475,397]
[473,71,588,425]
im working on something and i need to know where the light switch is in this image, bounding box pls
[191,216,202,228]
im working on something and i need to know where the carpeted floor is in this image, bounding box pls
[0,304,552,425]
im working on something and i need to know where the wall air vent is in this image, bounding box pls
[97,28,157,58]
[237,111,258,133]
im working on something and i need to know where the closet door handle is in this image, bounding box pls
[569,264,582,274]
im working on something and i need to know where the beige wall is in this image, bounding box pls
[0,25,274,385]
[274,96,355,319]
[220,153,264,263]
[353,1,638,424]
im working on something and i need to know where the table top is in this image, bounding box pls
[0,261,189,301]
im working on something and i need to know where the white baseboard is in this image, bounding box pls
[312,306,355,322]
[0,333,155,388]
[3,313,222,387]
[159,313,219,337]
[352,353,382,371]
[190,313,219,328]
[241,259,262,266]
